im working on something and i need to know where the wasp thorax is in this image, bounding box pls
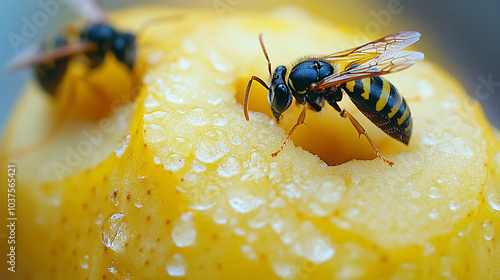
[268,66,292,121]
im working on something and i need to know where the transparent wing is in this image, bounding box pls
[314,31,424,89]
[321,31,422,64]
[5,42,97,72]
[67,0,109,23]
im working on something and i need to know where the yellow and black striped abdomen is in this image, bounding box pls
[341,76,412,145]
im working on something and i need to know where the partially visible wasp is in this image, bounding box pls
[7,0,162,95]
[6,0,178,158]
[243,31,424,166]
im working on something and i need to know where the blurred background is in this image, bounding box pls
[1,0,499,133]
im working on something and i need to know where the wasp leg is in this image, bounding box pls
[244,76,269,121]
[271,105,307,158]
[340,109,394,166]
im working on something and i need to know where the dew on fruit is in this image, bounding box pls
[196,129,228,163]
[144,94,160,109]
[272,262,295,279]
[217,157,240,178]
[134,197,143,208]
[81,255,89,269]
[213,113,228,126]
[210,50,234,73]
[143,111,171,122]
[186,108,209,126]
[292,221,335,263]
[172,212,197,247]
[189,185,219,211]
[177,56,190,70]
[428,187,440,198]
[163,154,185,172]
[144,124,167,144]
[241,245,257,260]
[191,160,207,173]
[166,253,187,276]
[448,200,460,211]
[153,156,161,164]
[482,220,495,241]
[108,259,118,274]
[101,213,128,252]
[163,84,186,104]
[231,135,242,146]
[484,184,500,211]
[228,192,265,213]
[212,207,229,224]
[114,134,131,158]
[95,213,104,225]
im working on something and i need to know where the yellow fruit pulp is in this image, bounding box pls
[1,5,500,280]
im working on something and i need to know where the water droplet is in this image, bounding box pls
[482,220,495,241]
[166,254,187,276]
[196,129,228,163]
[228,193,265,213]
[190,185,219,211]
[163,85,185,104]
[153,157,162,164]
[217,157,240,178]
[143,124,167,144]
[428,211,438,219]
[101,213,128,252]
[177,56,190,70]
[134,197,143,208]
[95,214,104,225]
[191,160,207,173]
[437,178,444,184]
[212,207,228,224]
[110,188,119,207]
[108,259,118,274]
[81,255,89,269]
[272,263,295,279]
[232,135,242,146]
[115,134,131,158]
[213,113,228,126]
[485,184,500,211]
[293,221,335,263]
[241,245,257,260]
[186,108,209,126]
[163,154,185,172]
[448,200,460,211]
[428,187,441,198]
[172,212,197,247]
[210,50,234,73]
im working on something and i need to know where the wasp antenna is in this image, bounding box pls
[136,14,184,42]
[259,33,272,75]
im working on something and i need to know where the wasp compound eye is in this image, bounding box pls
[270,83,292,117]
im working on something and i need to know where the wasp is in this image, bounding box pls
[243,31,424,166]
[6,0,177,158]
[7,0,176,95]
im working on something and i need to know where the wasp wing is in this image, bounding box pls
[320,31,422,64]
[314,31,424,89]
[5,42,97,72]
[67,0,109,23]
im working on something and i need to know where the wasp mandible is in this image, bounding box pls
[243,31,424,166]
